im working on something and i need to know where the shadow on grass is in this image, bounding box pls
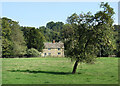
[8,69,72,75]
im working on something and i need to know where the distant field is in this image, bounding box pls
[2,57,118,84]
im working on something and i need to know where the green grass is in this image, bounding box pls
[2,57,118,84]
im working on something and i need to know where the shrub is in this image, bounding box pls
[27,48,41,57]
[116,51,120,57]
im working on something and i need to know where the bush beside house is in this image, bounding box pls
[27,48,41,57]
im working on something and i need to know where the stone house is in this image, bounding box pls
[41,40,64,57]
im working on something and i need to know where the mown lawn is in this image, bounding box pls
[2,57,118,84]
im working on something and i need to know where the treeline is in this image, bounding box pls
[2,17,27,57]
[1,16,120,58]
[2,17,44,58]
[39,21,64,42]
[114,25,120,56]
[1,17,65,58]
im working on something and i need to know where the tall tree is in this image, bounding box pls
[2,17,13,57]
[63,2,115,74]
[2,17,27,57]
[21,27,45,52]
[45,21,64,42]
[10,21,27,57]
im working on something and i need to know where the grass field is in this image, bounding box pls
[2,57,118,84]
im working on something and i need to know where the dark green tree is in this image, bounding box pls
[61,24,74,56]
[39,26,52,42]
[2,17,27,57]
[21,27,45,52]
[2,17,12,57]
[46,21,54,29]
[44,21,64,42]
[114,25,120,57]
[2,37,12,57]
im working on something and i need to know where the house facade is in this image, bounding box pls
[41,41,64,57]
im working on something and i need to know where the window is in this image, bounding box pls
[48,48,51,50]
[48,53,51,55]
[58,52,61,55]
[58,48,61,50]
[44,53,46,56]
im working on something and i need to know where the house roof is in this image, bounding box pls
[44,42,64,49]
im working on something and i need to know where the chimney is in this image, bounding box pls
[53,40,55,43]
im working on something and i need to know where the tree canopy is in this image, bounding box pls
[62,2,116,73]
[20,27,45,52]
[2,17,27,57]
[39,21,64,42]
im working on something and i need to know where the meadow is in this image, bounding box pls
[2,57,118,84]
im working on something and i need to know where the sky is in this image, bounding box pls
[2,2,118,28]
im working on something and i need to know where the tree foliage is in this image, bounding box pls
[114,25,120,56]
[10,23,27,57]
[27,48,41,57]
[2,17,27,57]
[39,21,64,42]
[62,2,115,73]
[21,27,45,52]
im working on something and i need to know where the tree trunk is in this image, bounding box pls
[72,59,79,74]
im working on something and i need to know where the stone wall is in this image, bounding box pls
[41,48,64,57]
